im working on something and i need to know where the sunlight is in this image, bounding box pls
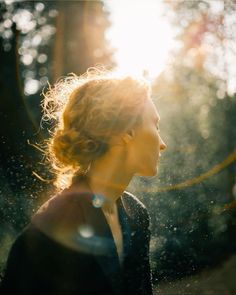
[105,0,178,79]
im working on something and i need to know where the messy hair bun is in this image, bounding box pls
[52,128,109,168]
[40,67,150,191]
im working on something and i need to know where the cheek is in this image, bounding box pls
[156,134,161,148]
[142,133,159,155]
[150,130,160,148]
[132,128,159,155]
[131,135,147,157]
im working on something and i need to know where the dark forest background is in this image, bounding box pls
[0,0,236,293]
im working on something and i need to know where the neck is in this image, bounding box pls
[85,148,134,206]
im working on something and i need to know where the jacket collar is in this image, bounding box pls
[65,175,133,287]
[79,191,132,272]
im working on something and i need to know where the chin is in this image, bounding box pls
[136,166,158,177]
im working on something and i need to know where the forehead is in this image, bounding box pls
[144,99,160,121]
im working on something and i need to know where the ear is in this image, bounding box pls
[122,129,135,144]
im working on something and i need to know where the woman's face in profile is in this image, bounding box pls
[130,98,167,177]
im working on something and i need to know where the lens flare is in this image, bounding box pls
[78,224,94,238]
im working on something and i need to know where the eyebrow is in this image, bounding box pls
[155,116,160,123]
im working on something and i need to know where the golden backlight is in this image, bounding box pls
[105,0,178,78]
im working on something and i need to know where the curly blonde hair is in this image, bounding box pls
[40,67,151,192]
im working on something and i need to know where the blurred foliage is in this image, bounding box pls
[0,0,114,122]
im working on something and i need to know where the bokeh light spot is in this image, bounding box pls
[78,224,94,238]
[24,79,40,95]
[92,194,105,208]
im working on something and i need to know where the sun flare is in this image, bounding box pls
[105,0,178,79]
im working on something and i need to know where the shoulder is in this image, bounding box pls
[31,191,92,246]
[122,191,150,228]
[32,190,92,223]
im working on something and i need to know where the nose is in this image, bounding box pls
[160,137,167,151]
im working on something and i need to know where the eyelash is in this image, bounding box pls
[156,125,159,130]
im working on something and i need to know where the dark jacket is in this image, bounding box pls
[0,189,153,295]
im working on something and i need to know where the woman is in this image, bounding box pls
[0,68,166,294]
